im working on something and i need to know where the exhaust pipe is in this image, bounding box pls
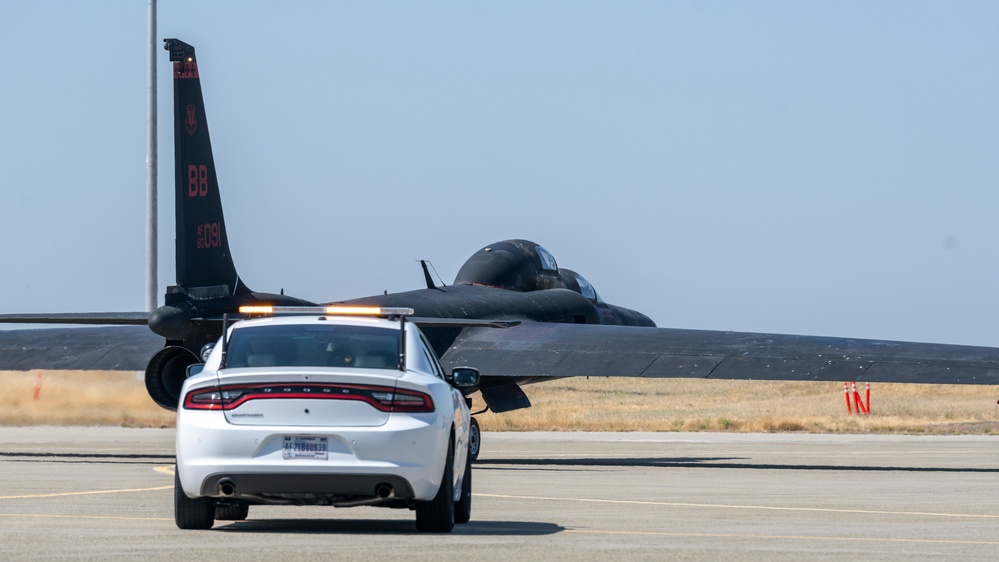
[374,483,395,499]
[217,479,238,496]
[331,484,397,507]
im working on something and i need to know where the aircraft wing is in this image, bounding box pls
[440,322,999,385]
[0,312,150,325]
[3,317,995,384]
[0,326,162,371]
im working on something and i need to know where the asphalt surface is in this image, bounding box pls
[0,428,996,561]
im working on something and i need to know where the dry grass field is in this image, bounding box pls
[474,377,999,434]
[1,370,996,433]
[1,371,175,428]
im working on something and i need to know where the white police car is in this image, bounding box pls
[174,306,478,532]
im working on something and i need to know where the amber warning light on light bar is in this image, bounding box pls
[237,305,414,317]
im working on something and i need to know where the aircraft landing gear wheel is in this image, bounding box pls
[215,503,249,521]
[468,417,481,462]
[174,469,215,530]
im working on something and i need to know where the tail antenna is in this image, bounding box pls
[419,260,447,290]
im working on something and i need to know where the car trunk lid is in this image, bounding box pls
[216,367,404,427]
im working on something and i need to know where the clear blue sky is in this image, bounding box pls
[1,1,996,346]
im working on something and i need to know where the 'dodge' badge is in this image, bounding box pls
[185,105,198,136]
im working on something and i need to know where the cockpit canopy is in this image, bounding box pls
[559,268,603,304]
[454,239,601,303]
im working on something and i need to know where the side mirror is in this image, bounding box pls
[186,363,205,378]
[450,367,480,394]
[200,343,216,362]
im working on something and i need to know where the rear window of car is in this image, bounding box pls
[225,324,400,369]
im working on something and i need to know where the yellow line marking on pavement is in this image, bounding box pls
[565,528,999,546]
[0,513,171,522]
[477,493,999,519]
[0,485,170,500]
[0,467,173,499]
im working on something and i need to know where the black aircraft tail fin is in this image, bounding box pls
[165,39,249,299]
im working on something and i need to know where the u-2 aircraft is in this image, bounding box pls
[1,39,997,453]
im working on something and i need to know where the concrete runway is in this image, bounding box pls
[0,428,996,561]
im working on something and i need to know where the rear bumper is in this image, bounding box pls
[201,472,415,500]
[176,409,447,502]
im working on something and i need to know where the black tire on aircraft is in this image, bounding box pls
[468,417,481,462]
[215,503,249,521]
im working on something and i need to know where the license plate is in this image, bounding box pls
[282,436,328,460]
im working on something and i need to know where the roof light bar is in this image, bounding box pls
[237,305,414,318]
[238,305,274,315]
[325,306,384,316]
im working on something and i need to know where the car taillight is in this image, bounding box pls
[183,387,245,410]
[370,390,435,412]
[182,384,433,413]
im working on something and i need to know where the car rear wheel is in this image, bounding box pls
[415,437,455,533]
[454,439,472,524]
[215,503,249,521]
[174,469,215,530]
